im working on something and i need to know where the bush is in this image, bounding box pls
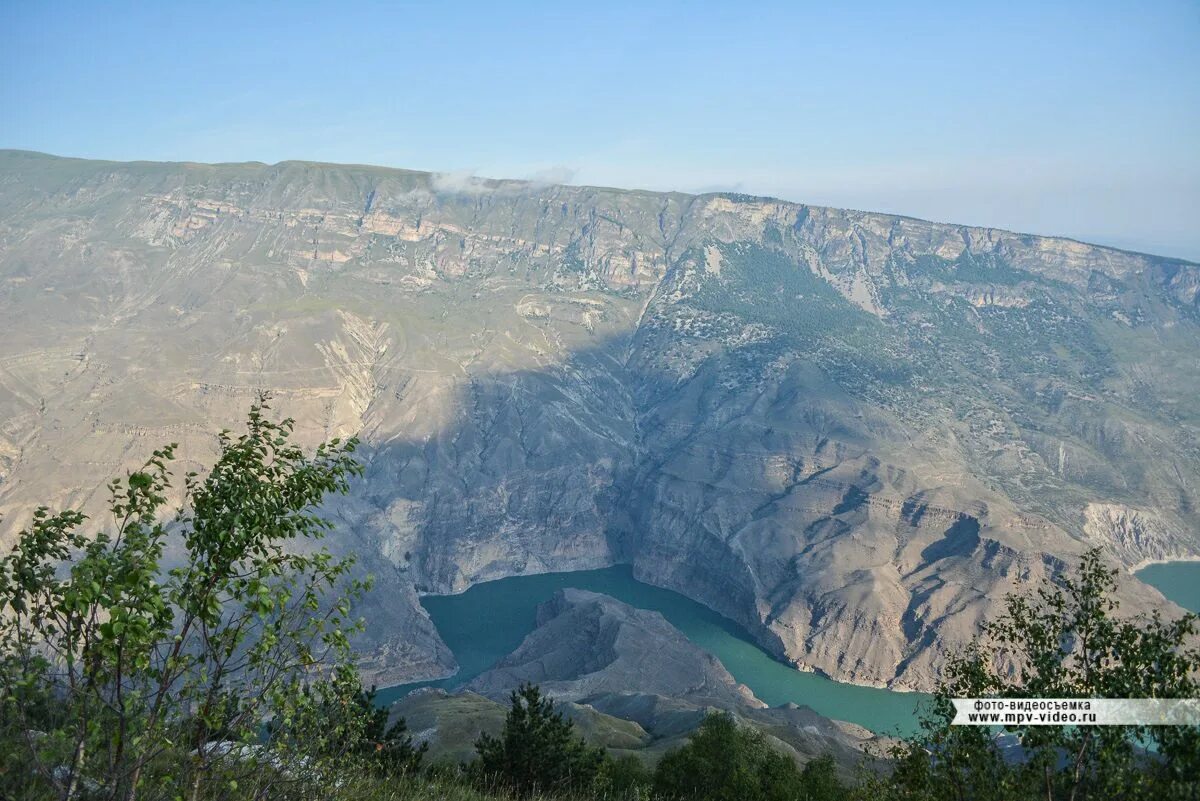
[598,754,654,799]
[271,678,427,777]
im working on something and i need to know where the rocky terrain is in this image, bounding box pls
[1,149,1197,692]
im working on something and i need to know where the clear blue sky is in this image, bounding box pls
[2,1,1198,260]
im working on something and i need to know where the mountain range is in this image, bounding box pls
[1,149,1196,695]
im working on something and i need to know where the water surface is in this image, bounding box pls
[377,565,927,735]
[1136,561,1200,613]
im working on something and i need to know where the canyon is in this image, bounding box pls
[1,149,1197,697]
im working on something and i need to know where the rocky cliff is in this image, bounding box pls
[1,150,1196,690]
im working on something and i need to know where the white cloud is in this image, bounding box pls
[430,169,493,195]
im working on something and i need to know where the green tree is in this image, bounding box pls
[0,396,403,801]
[654,712,845,801]
[472,683,605,797]
[879,548,1200,801]
[799,754,846,801]
[272,677,427,776]
[596,754,654,800]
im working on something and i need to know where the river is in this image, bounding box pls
[377,564,927,735]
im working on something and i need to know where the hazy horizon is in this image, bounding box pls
[3,1,1197,260]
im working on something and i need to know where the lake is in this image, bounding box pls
[1135,561,1200,614]
[377,564,928,735]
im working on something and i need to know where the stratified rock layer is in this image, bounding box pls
[1,150,1197,689]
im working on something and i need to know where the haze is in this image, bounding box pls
[1,0,1198,260]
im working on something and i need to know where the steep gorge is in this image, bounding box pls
[1,150,1197,691]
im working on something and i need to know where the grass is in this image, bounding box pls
[322,776,653,801]
[182,769,660,801]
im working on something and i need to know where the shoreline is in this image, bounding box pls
[1130,555,1200,573]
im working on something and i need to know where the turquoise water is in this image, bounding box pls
[376,565,928,735]
[1136,561,1200,613]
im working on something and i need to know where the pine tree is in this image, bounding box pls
[473,683,605,797]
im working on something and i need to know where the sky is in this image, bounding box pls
[2,1,1198,260]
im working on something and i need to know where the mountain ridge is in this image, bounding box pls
[4,148,1195,268]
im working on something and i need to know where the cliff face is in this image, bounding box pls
[1,150,1197,690]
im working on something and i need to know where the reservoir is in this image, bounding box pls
[378,564,927,735]
[1135,561,1200,614]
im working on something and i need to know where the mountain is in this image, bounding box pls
[0,149,1196,692]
